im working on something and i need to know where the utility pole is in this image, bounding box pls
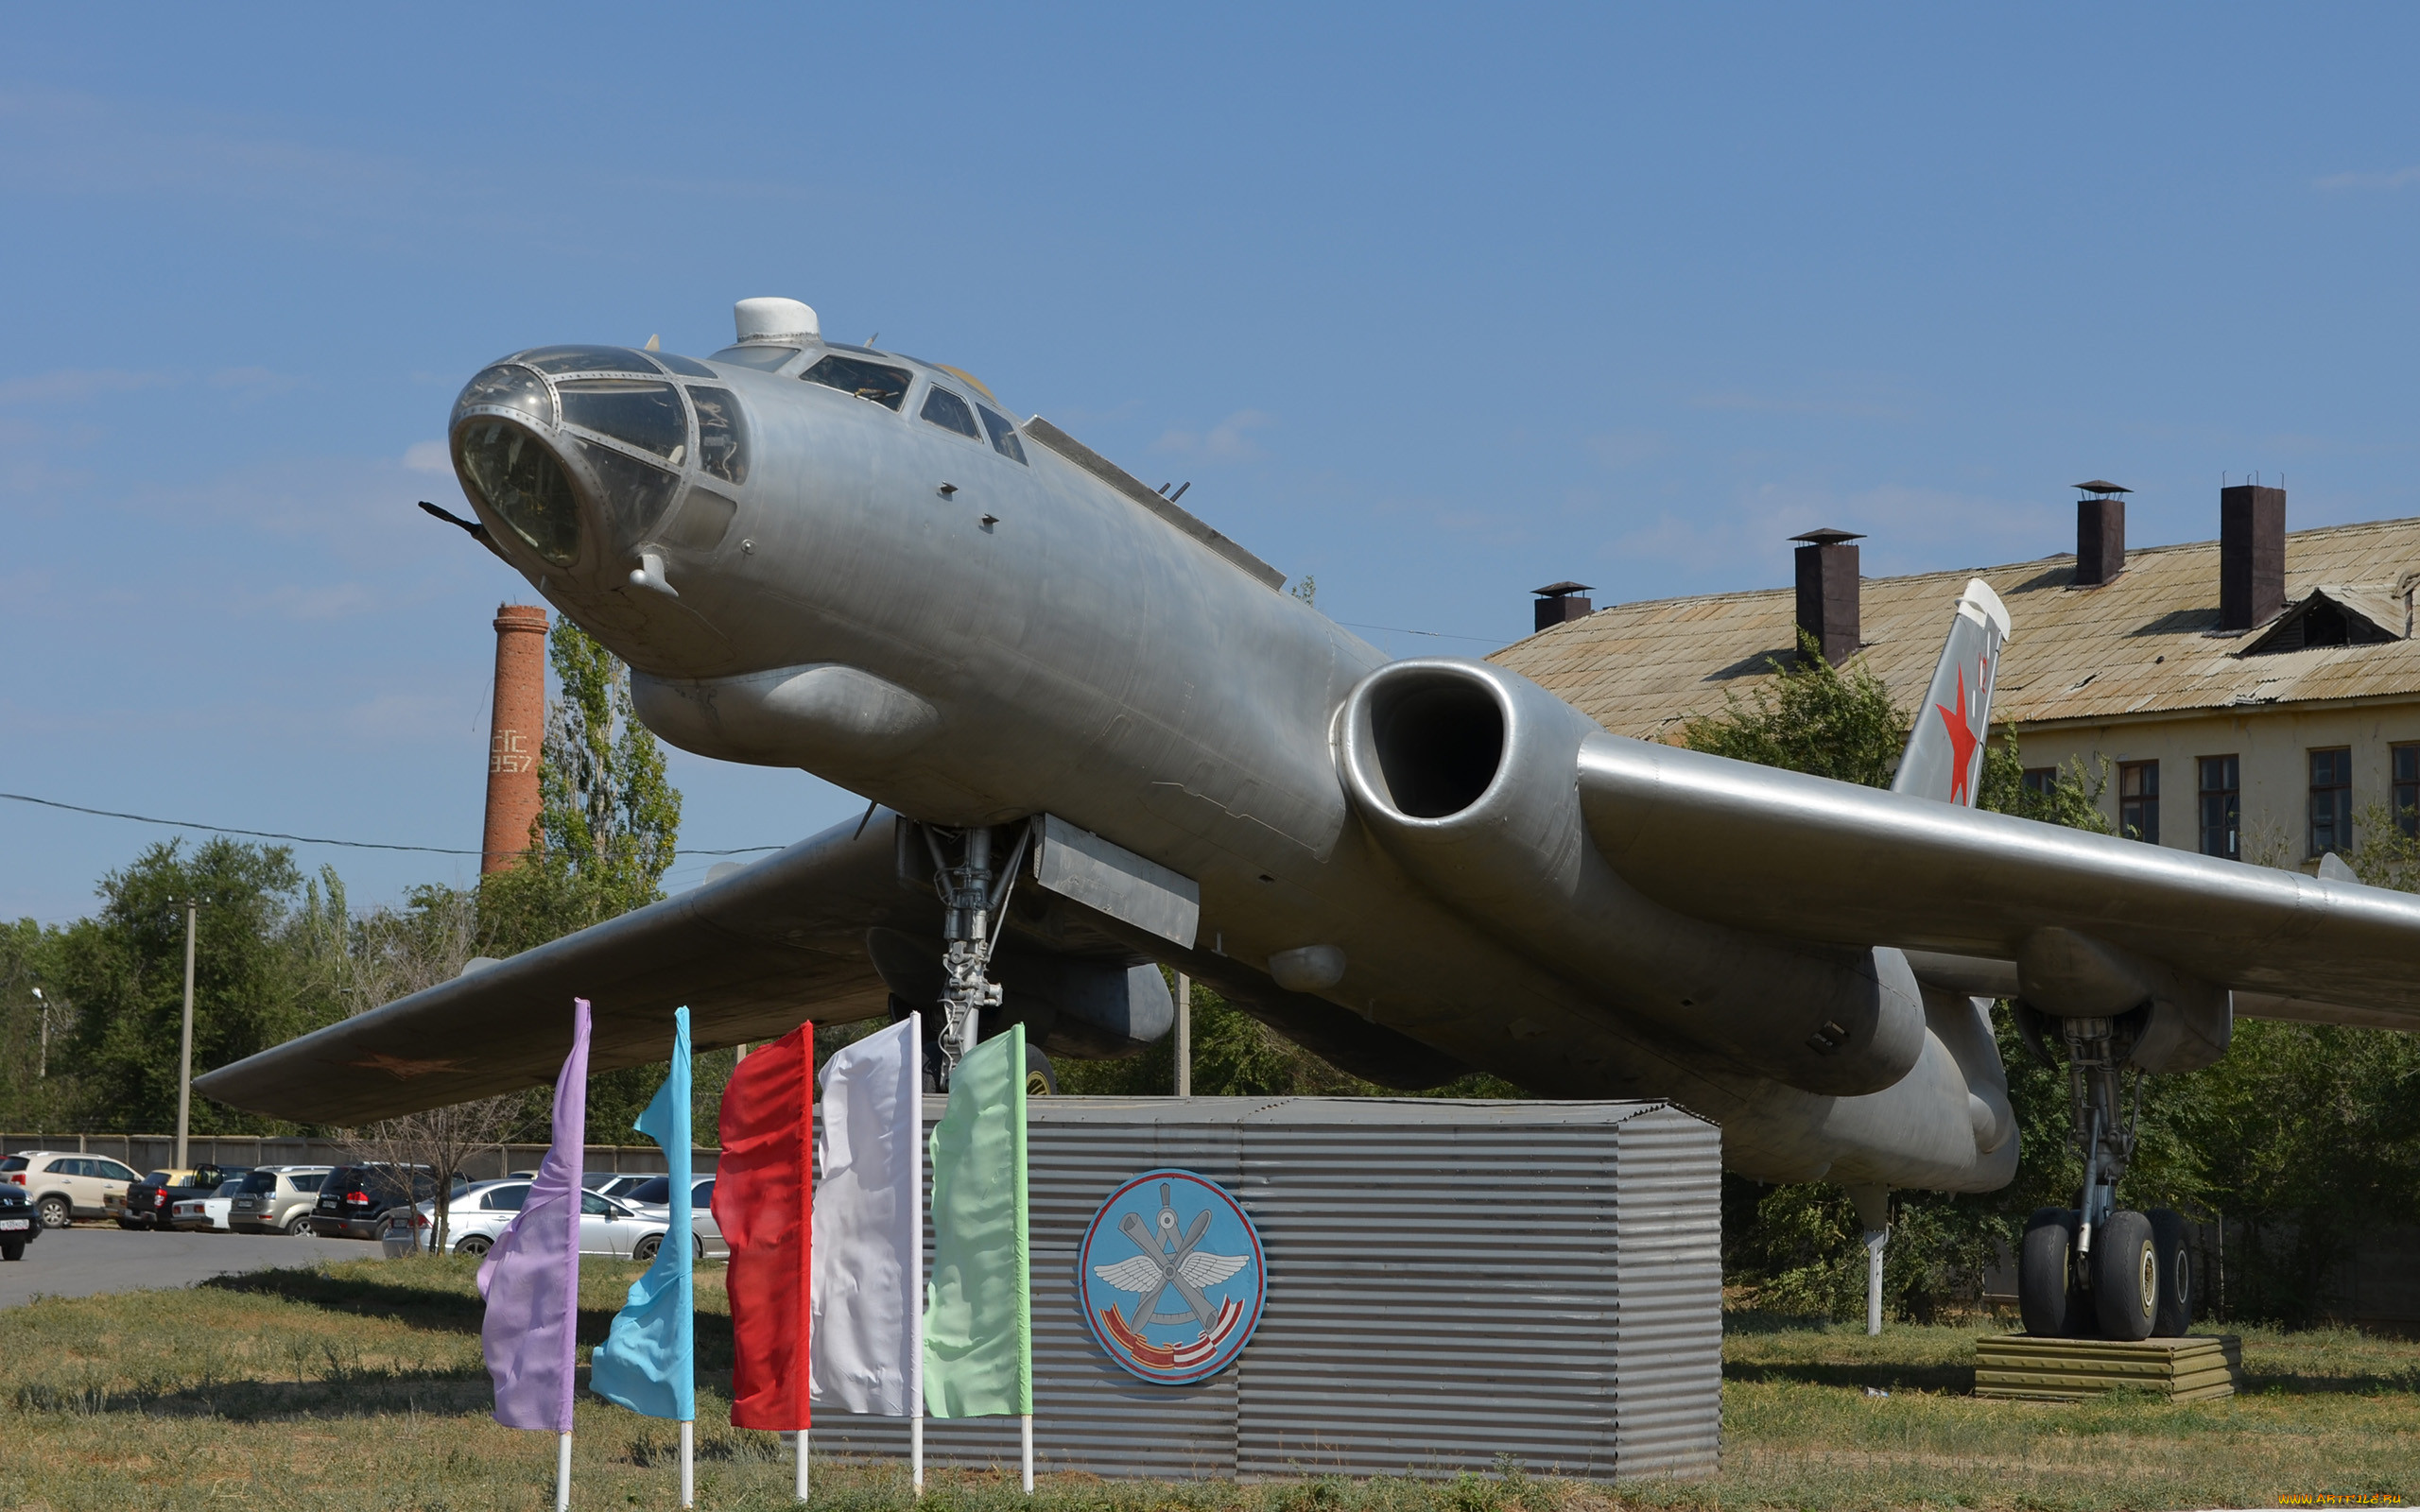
[1173,972,1191,1097]
[177,899,198,1170]
[31,988,47,1080]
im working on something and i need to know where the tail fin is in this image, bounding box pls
[1891,577,2011,807]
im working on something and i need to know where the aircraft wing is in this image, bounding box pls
[1580,733,2420,1030]
[193,816,921,1125]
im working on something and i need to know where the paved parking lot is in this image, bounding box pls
[0,1223,378,1310]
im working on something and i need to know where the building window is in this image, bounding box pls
[2395,744,2420,840]
[2198,755,2239,860]
[2021,767,2058,798]
[2118,761,2159,844]
[2309,747,2353,858]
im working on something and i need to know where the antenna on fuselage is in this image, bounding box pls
[865,332,880,347]
[1169,482,1191,503]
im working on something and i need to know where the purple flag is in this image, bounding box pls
[479,997,591,1431]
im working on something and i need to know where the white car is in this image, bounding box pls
[2,1151,144,1228]
[619,1174,727,1260]
[418,1179,670,1260]
[168,1188,239,1232]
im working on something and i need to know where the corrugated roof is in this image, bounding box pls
[1494,517,2420,740]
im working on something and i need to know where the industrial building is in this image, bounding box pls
[1500,485,2420,873]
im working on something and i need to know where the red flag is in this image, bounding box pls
[713,1021,814,1430]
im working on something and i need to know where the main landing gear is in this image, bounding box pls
[903,821,1045,1093]
[2012,1005,2194,1339]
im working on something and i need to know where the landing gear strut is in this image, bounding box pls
[2014,1006,2193,1339]
[917,821,1031,1090]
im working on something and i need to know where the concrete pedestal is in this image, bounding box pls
[1974,1334,2242,1402]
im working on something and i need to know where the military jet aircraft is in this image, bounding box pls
[199,297,2420,1342]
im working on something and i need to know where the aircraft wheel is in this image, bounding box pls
[1025,1044,1057,1097]
[2148,1209,2194,1336]
[2018,1208,2082,1337]
[2092,1210,2159,1341]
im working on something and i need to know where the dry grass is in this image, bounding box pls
[0,1263,2412,1509]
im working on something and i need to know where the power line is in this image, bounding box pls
[1335,620,1503,644]
[0,791,782,858]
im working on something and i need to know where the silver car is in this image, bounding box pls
[418,1179,669,1260]
[228,1166,332,1235]
[618,1175,725,1260]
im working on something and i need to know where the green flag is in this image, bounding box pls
[924,1023,1031,1418]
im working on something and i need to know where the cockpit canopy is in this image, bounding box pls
[450,345,750,570]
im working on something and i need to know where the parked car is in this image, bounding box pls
[2,1151,144,1228]
[117,1169,196,1229]
[0,1184,37,1260]
[228,1166,331,1235]
[581,1173,657,1202]
[161,1169,251,1232]
[620,1174,726,1260]
[418,1179,669,1260]
[310,1165,466,1240]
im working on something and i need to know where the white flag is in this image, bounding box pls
[809,1014,924,1415]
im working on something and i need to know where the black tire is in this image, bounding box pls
[454,1233,493,1258]
[0,1240,22,1262]
[2018,1208,2082,1337]
[1025,1043,1058,1097]
[2148,1209,2194,1336]
[35,1196,69,1229]
[116,1218,144,1230]
[632,1233,663,1263]
[285,1211,317,1236]
[2093,1209,2159,1341]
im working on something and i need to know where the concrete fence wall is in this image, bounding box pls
[2,1133,719,1181]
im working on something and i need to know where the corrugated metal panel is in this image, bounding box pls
[808,1097,1720,1484]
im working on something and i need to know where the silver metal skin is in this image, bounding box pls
[199,301,2420,1211]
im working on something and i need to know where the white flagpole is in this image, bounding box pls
[911,1012,925,1494]
[1021,1414,1034,1493]
[794,1429,808,1502]
[679,1420,694,1508]
[554,1430,573,1511]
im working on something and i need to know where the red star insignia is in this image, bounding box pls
[349,1052,466,1079]
[1934,660,1984,805]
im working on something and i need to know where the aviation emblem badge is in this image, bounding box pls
[1077,1168,1267,1384]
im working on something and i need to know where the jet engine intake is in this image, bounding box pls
[1338,659,1926,1095]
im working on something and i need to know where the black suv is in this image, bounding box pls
[0,1184,35,1260]
[121,1165,236,1231]
[311,1165,463,1240]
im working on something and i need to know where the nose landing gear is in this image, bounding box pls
[2013,1006,2194,1339]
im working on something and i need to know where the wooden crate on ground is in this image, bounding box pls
[1974,1334,2242,1402]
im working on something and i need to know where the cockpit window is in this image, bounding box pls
[802,353,912,411]
[517,345,665,376]
[977,404,1027,464]
[688,387,749,486]
[454,365,555,429]
[458,421,581,566]
[557,379,689,464]
[569,438,682,544]
[652,352,717,378]
[920,386,980,439]
[710,345,802,372]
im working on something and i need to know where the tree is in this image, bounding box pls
[473,615,684,1141]
[48,839,322,1135]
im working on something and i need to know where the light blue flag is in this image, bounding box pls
[591,1005,695,1421]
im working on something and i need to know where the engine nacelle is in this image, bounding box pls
[1337,658,1926,1097]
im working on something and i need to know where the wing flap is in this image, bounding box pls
[1581,733,2420,1026]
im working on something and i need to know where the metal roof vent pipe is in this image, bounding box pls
[2073,480,2129,586]
[1531,581,1594,634]
[2221,480,2287,631]
[1792,528,1864,665]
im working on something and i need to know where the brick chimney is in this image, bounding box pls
[482,604,549,873]
[1792,528,1863,665]
[1532,580,1595,634]
[2220,484,2286,631]
[2073,479,2128,586]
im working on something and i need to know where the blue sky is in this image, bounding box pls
[9,7,2420,922]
